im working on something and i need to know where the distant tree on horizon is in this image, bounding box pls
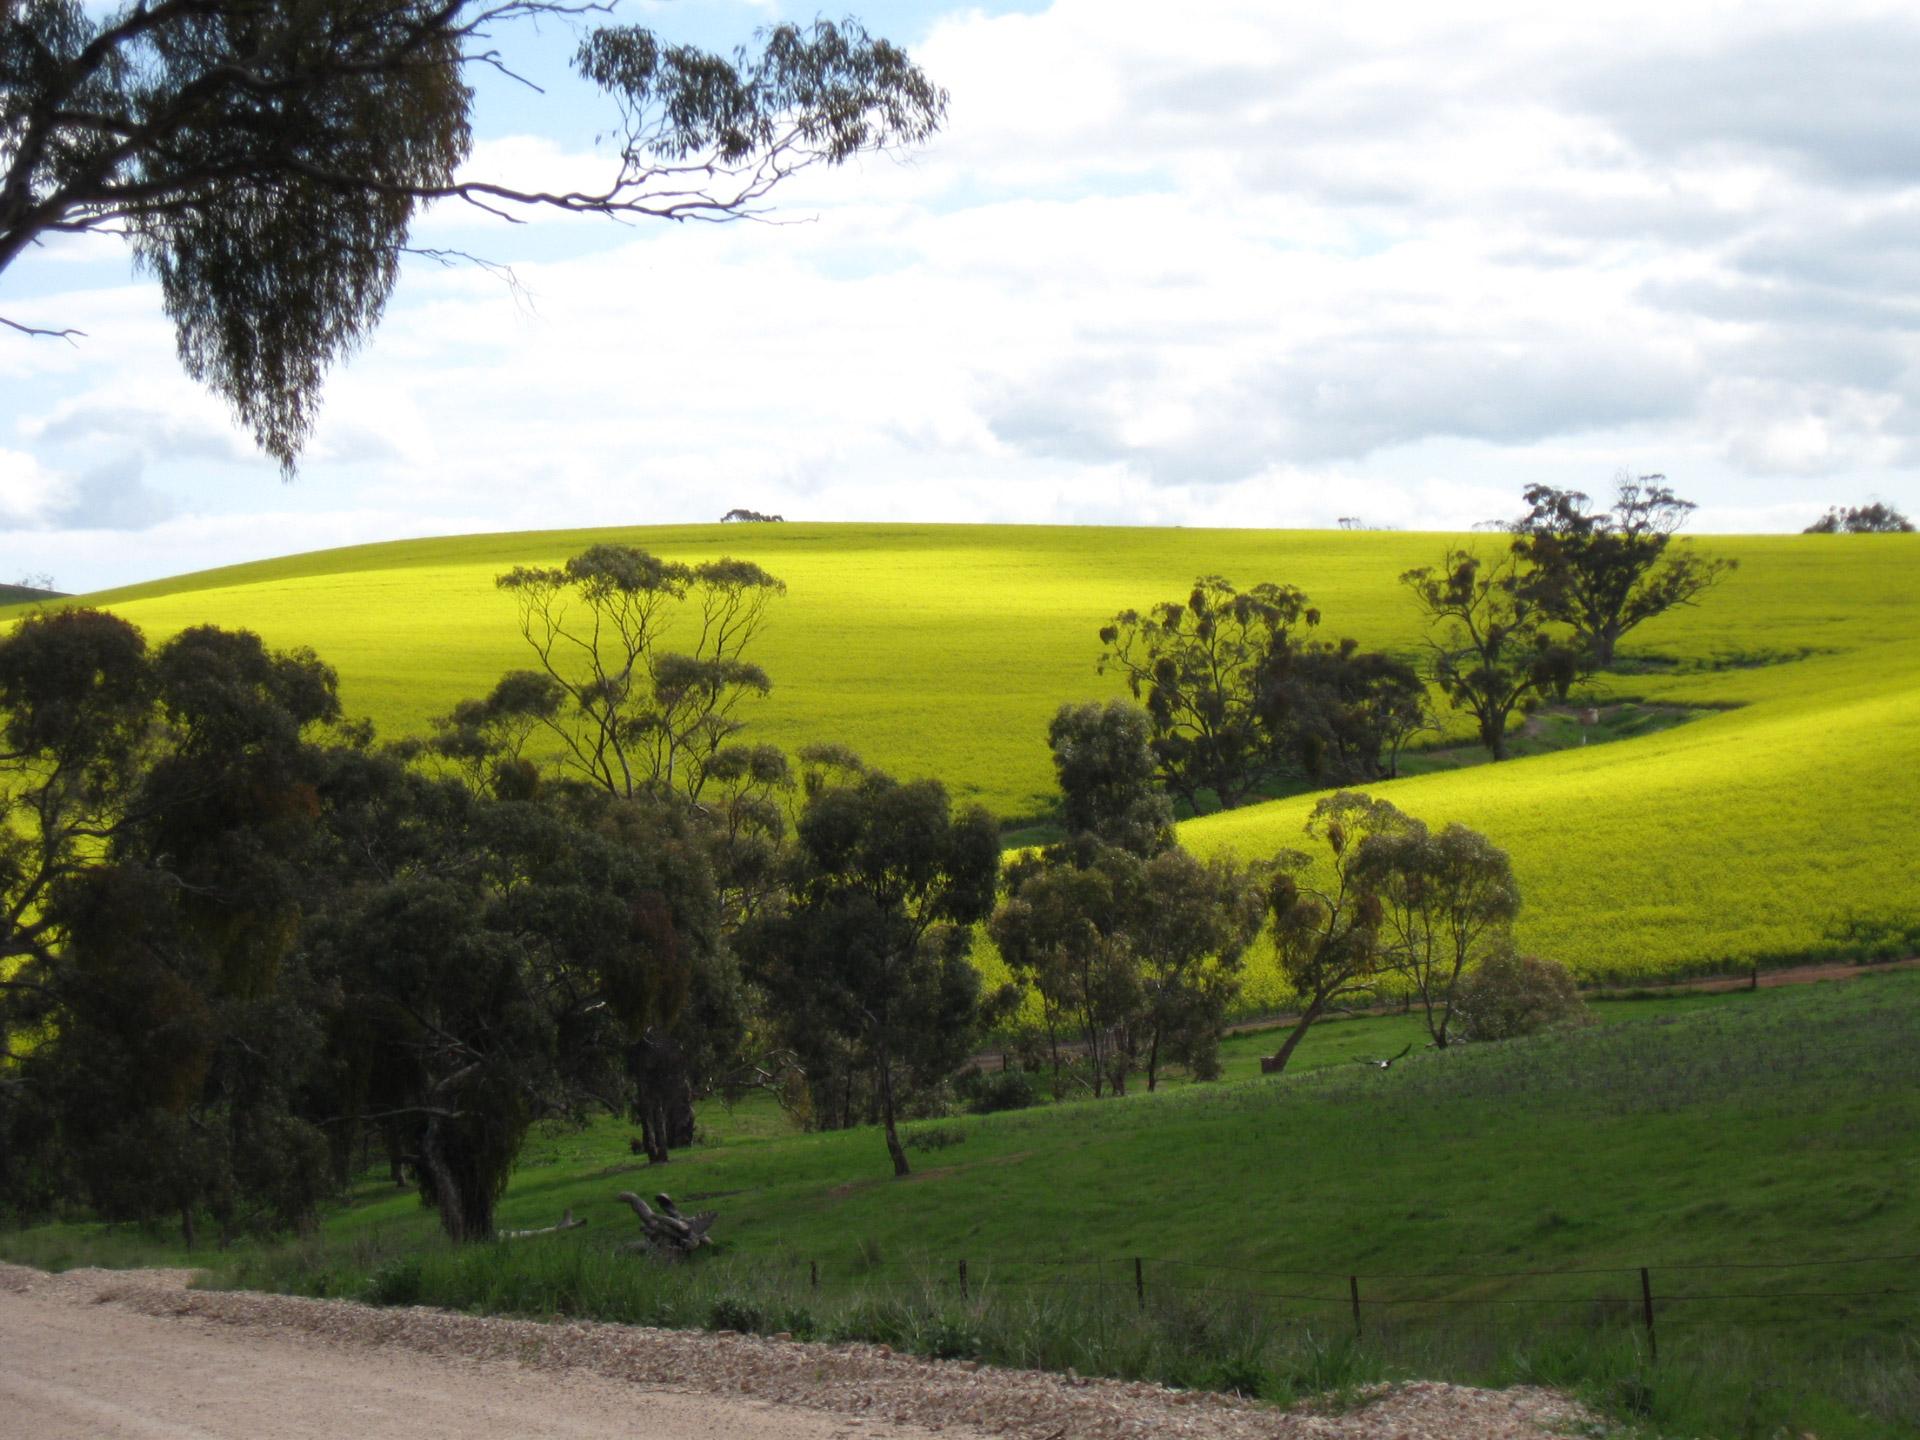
[1804,502,1914,534]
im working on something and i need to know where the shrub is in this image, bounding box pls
[1453,953,1587,1041]
[363,1256,424,1307]
[905,1124,968,1152]
[956,1066,1039,1114]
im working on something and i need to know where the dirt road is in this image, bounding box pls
[0,1267,906,1440]
[0,1263,1586,1440]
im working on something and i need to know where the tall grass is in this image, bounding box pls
[202,1230,1920,1439]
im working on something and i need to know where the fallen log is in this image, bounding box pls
[499,1208,588,1239]
[615,1191,716,1254]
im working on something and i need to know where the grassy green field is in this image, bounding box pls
[9,974,1916,1436]
[26,523,1920,980]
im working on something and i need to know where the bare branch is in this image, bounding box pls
[0,315,84,342]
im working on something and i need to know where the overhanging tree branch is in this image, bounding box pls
[3,3,947,469]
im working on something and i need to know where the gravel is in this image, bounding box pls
[1,1262,1595,1440]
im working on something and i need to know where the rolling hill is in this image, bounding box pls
[28,523,1920,980]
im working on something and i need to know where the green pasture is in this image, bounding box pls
[28,523,1920,980]
[10,973,1917,1437]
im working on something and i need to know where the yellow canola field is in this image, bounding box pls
[42,523,1920,979]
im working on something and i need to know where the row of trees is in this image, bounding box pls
[1101,477,1737,809]
[0,511,1596,1240]
[1002,702,1532,1088]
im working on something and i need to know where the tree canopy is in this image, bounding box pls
[2,4,946,468]
[1506,477,1735,667]
[1401,547,1582,761]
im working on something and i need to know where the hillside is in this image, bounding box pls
[22,523,1920,980]
[9,976,1915,1437]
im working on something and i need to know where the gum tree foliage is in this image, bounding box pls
[1506,478,1736,668]
[1046,699,1173,857]
[431,543,790,1165]
[1098,576,1321,813]
[1,4,946,468]
[1258,792,1411,1077]
[0,611,345,1241]
[1803,502,1914,534]
[1280,640,1432,782]
[302,772,717,1240]
[1452,952,1586,1042]
[1351,819,1519,1049]
[1115,847,1263,1090]
[741,765,1000,1177]
[1401,548,1584,761]
[486,544,786,807]
[991,855,1137,1098]
[991,840,1263,1097]
[0,608,727,1242]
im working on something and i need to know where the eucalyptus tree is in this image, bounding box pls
[1803,501,1914,534]
[1046,698,1173,857]
[303,781,716,1237]
[1506,478,1736,667]
[1352,819,1520,1048]
[1119,847,1264,1090]
[1258,791,1409,1077]
[2,4,946,468]
[0,611,346,1240]
[1098,576,1321,812]
[486,544,786,807]
[1401,548,1582,761]
[742,766,999,1176]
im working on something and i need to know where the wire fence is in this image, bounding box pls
[761,1249,1919,1355]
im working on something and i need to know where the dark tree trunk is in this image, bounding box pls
[181,1204,195,1252]
[384,1119,407,1186]
[1260,995,1329,1076]
[876,1049,910,1178]
[628,1028,698,1163]
[1481,713,1509,761]
[1592,626,1619,668]
[418,1118,496,1243]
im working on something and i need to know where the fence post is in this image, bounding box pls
[1350,1275,1363,1337]
[959,1258,969,1301]
[810,1260,818,1291]
[1134,1257,1145,1309]
[1640,1267,1657,1362]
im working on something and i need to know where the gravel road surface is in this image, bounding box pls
[0,1262,1590,1440]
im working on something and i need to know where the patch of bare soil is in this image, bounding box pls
[0,1262,1591,1440]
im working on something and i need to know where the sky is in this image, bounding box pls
[6,0,1920,592]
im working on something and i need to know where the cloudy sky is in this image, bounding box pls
[5,0,1920,592]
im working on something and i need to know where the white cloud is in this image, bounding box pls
[6,0,1920,590]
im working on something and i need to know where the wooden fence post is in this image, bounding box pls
[1640,1267,1657,1362]
[1350,1275,1363,1337]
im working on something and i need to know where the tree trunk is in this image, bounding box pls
[181,1204,195,1252]
[1482,714,1509,761]
[1592,626,1618,669]
[1146,1030,1160,1092]
[1260,995,1328,1075]
[876,1050,910,1178]
[629,1028,697,1163]
[384,1119,407,1186]
[419,1118,496,1243]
